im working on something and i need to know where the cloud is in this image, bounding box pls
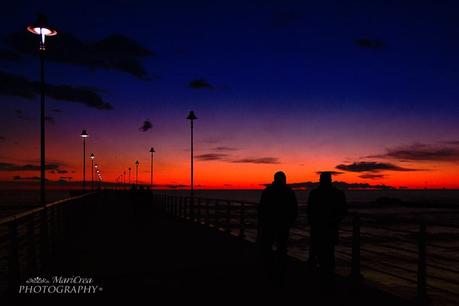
[6,32,153,79]
[212,146,238,152]
[45,116,55,124]
[355,38,386,49]
[369,143,459,162]
[336,161,418,172]
[359,174,385,180]
[0,162,60,171]
[0,70,113,110]
[139,120,153,132]
[232,157,280,164]
[50,169,68,174]
[13,176,41,181]
[196,153,229,161]
[0,48,21,62]
[188,79,214,90]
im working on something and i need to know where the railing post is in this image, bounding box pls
[40,208,49,269]
[214,200,219,229]
[351,215,362,282]
[8,219,19,290]
[417,222,428,305]
[205,199,210,225]
[225,200,231,233]
[239,201,245,238]
[26,214,37,272]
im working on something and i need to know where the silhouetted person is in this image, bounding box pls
[307,172,347,288]
[258,171,298,285]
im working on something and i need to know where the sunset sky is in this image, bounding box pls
[1,0,459,189]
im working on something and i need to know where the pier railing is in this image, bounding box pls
[155,193,459,305]
[0,193,96,295]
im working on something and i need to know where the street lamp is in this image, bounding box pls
[135,161,139,188]
[128,167,131,185]
[123,171,126,187]
[27,14,57,205]
[187,111,197,197]
[80,129,88,191]
[149,147,155,189]
[90,153,95,191]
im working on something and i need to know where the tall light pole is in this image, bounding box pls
[80,130,88,191]
[27,14,57,205]
[187,111,197,198]
[149,147,155,189]
[90,153,95,191]
[135,161,139,188]
[123,171,126,187]
[128,167,131,185]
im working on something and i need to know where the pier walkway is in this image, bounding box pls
[2,191,414,305]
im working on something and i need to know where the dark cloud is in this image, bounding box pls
[139,120,153,132]
[0,48,21,62]
[271,11,302,28]
[0,162,60,171]
[13,176,41,181]
[196,153,229,161]
[212,146,238,152]
[188,79,214,90]
[50,169,68,174]
[0,70,112,110]
[369,143,459,162]
[359,174,386,180]
[232,157,280,164]
[45,116,55,124]
[6,32,153,79]
[316,171,344,176]
[336,161,418,172]
[355,38,386,49]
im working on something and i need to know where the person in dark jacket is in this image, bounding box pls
[258,171,298,285]
[307,172,347,287]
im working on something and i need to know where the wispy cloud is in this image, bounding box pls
[0,70,112,110]
[212,146,238,152]
[359,173,386,180]
[336,161,418,172]
[368,143,459,162]
[355,38,386,49]
[0,162,60,172]
[139,120,153,132]
[188,79,214,90]
[6,32,153,79]
[196,153,229,161]
[232,157,280,164]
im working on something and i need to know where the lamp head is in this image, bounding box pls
[27,14,57,49]
[150,147,155,153]
[135,160,139,165]
[90,153,95,159]
[80,129,89,138]
[186,111,197,121]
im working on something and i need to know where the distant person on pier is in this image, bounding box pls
[258,171,298,285]
[307,172,347,288]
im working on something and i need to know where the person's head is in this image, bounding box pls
[273,171,287,185]
[319,172,332,187]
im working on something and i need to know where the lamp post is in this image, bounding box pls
[123,171,126,188]
[80,130,88,191]
[128,167,131,185]
[187,111,197,197]
[27,14,57,205]
[149,147,155,189]
[90,153,95,191]
[135,161,139,188]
